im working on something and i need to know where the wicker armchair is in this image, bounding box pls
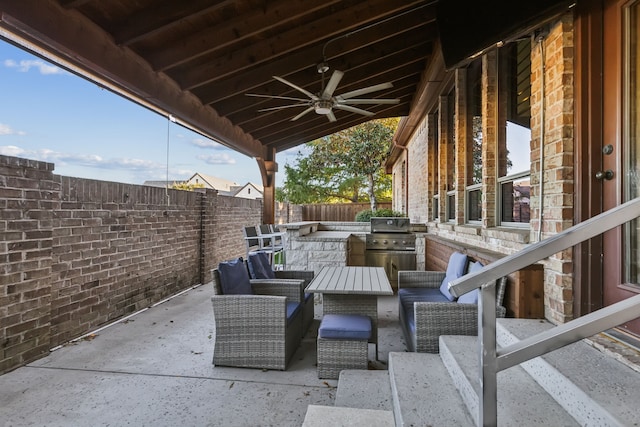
[210,268,304,370]
[247,252,315,336]
[398,270,507,353]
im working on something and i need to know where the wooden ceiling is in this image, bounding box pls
[0,0,439,159]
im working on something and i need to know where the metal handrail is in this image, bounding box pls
[447,196,640,426]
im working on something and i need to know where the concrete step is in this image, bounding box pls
[302,405,395,427]
[496,318,640,426]
[388,351,474,427]
[335,370,393,411]
[439,335,578,426]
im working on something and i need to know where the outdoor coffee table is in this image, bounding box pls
[305,266,393,359]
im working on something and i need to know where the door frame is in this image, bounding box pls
[574,0,606,317]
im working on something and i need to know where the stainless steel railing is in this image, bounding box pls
[448,197,640,426]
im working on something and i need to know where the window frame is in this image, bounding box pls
[497,170,531,228]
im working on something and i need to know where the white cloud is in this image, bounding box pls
[0,123,26,136]
[190,138,223,149]
[0,145,165,172]
[3,59,65,75]
[197,153,236,165]
[0,145,26,156]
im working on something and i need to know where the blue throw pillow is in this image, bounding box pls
[458,261,483,304]
[439,252,468,301]
[247,252,275,279]
[218,258,252,295]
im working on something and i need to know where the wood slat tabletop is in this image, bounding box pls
[305,266,393,295]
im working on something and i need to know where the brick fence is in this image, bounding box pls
[0,155,262,374]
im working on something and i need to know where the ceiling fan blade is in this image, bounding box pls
[291,106,315,121]
[273,76,318,100]
[334,104,375,116]
[327,111,337,122]
[336,98,400,105]
[338,82,394,100]
[246,93,310,102]
[258,103,311,112]
[322,70,344,99]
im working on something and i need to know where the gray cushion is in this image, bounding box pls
[439,252,468,301]
[458,261,483,304]
[318,314,371,340]
[247,252,275,279]
[218,258,252,295]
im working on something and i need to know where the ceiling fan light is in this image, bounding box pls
[314,100,333,115]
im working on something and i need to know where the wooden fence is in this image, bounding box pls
[299,202,392,222]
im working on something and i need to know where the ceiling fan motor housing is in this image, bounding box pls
[314,100,333,114]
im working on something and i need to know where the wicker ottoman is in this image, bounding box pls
[317,314,371,379]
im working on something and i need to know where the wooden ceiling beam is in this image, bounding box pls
[145,0,343,71]
[58,0,93,8]
[177,0,428,90]
[113,0,236,46]
[233,65,423,133]
[220,41,430,120]
[193,18,435,105]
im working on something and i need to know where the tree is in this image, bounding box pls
[279,118,398,208]
[171,182,205,191]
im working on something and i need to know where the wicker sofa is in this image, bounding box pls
[398,252,507,353]
[210,259,304,370]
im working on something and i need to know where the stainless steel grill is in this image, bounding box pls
[365,217,416,289]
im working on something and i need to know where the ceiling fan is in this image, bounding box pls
[247,63,400,122]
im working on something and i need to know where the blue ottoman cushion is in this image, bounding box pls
[318,314,371,340]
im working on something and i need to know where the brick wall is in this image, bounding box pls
[1,154,262,374]
[1,156,57,374]
[530,15,575,323]
[406,117,430,223]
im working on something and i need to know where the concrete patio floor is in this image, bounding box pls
[0,284,404,427]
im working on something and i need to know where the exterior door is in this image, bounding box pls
[602,0,640,337]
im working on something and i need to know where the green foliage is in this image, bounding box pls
[354,208,406,222]
[278,118,399,207]
[171,182,205,191]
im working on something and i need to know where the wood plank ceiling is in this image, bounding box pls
[0,0,439,160]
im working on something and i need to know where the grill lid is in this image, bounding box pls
[370,217,410,233]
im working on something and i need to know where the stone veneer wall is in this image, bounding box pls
[1,154,262,374]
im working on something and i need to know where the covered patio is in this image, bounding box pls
[3,1,640,425]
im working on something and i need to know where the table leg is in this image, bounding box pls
[321,294,380,360]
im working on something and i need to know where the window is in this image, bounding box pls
[466,60,483,223]
[624,1,640,284]
[432,111,440,221]
[446,90,456,222]
[499,40,532,226]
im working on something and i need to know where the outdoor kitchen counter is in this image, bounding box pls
[280,221,426,274]
[283,228,365,273]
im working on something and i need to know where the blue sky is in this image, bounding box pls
[0,40,301,187]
